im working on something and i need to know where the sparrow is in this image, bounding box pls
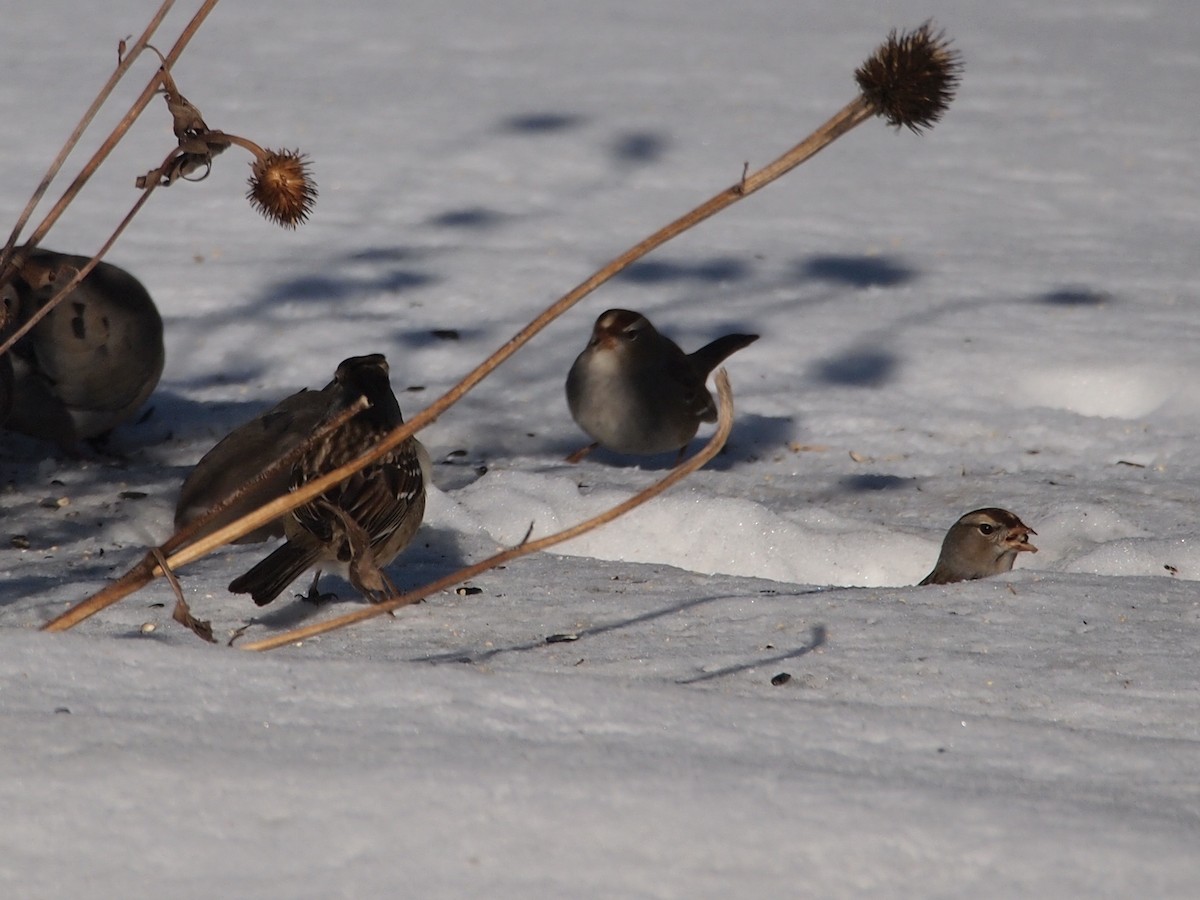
[228,354,428,607]
[565,308,758,459]
[174,384,343,544]
[3,248,164,448]
[919,508,1038,586]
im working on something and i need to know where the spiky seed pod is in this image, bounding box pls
[246,150,317,228]
[855,21,963,133]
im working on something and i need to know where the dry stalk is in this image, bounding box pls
[41,22,962,632]
[0,0,224,358]
[240,372,734,651]
[0,0,176,269]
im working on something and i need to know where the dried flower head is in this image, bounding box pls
[854,21,963,133]
[246,150,317,228]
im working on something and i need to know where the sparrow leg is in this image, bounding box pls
[565,441,599,464]
[300,570,337,604]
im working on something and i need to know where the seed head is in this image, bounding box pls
[246,150,317,228]
[855,22,963,133]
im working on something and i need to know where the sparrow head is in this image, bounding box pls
[587,308,657,354]
[960,507,1038,558]
[920,507,1037,585]
[333,353,403,428]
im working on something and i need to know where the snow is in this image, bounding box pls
[2,0,1199,896]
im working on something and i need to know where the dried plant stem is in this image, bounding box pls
[43,24,958,631]
[0,0,176,270]
[239,372,734,651]
[151,93,877,549]
[40,397,369,632]
[41,76,883,632]
[0,0,222,353]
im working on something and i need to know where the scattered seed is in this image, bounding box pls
[39,496,69,509]
[1164,564,1178,576]
[53,707,71,715]
[140,622,157,634]
[770,672,792,686]
[431,329,460,340]
[546,633,579,644]
[119,490,148,500]
[10,535,30,549]
[456,586,482,596]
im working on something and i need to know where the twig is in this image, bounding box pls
[0,0,176,270]
[240,371,735,651]
[41,22,962,631]
[0,0,223,356]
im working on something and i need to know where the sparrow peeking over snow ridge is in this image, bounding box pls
[3,249,164,448]
[565,308,758,460]
[919,507,1038,586]
[221,354,428,607]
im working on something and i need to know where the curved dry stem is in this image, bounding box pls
[42,23,959,631]
[153,95,879,555]
[239,371,734,651]
[0,1,176,272]
[0,0,222,331]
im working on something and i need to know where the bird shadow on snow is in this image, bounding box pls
[248,245,440,311]
[676,623,827,685]
[408,590,826,675]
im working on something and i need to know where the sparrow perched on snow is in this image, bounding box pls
[565,308,758,459]
[227,354,428,606]
[175,384,343,544]
[919,508,1038,586]
[3,248,164,448]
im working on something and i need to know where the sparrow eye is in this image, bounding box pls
[978,524,995,535]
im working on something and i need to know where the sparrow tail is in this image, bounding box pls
[229,541,322,606]
[689,333,759,376]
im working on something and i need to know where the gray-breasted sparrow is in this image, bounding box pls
[565,308,757,458]
[175,384,342,544]
[919,507,1038,586]
[4,249,164,448]
[228,354,427,607]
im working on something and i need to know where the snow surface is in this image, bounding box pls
[2,0,1199,896]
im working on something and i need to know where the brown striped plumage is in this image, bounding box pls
[228,354,427,606]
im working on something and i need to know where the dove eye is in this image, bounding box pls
[977,524,995,535]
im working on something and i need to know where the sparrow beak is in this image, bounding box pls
[590,327,622,352]
[1008,528,1038,554]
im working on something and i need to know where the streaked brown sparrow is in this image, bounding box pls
[565,308,757,458]
[175,383,343,544]
[228,353,427,606]
[919,508,1038,586]
[4,249,164,448]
